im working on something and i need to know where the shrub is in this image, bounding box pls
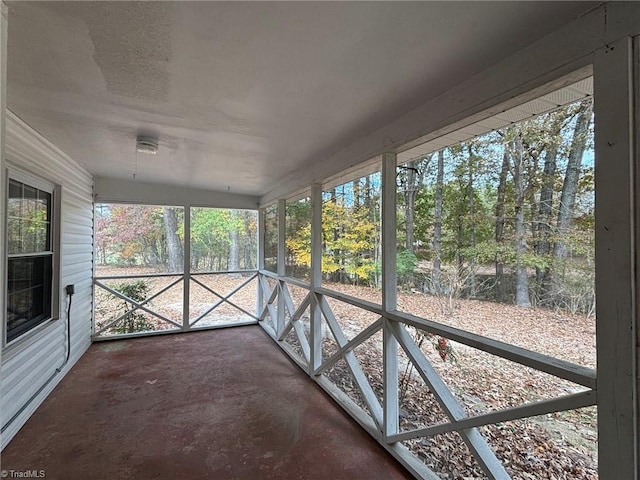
[112,280,156,334]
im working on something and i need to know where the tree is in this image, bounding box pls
[287,177,380,286]
[229,210,240,272]
[509,133,532,307]
[432,149,445,293]
[533,112,565,303]
[494,147,510,302]
[554,100,593,261]
[401,155,430,253]
[163,207,183,273]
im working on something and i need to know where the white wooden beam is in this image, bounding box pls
[310,183,324,375]
[95,176,260,210]
[182,205,190,330]
[257,208,265,317]
[190,274,260,325]
[381,153,398,311]
[319,296,384,430]
[94,281,183,330]
[389,390,595,443]
[315,286,383,315]
[258,275,278,325]
[594,36,638,480]
[391,321,509,479]
[258,207,265,271]
[277,198,286,337]
[317,317,383,376]
[0,2,8,359]
[381,153,399,441]
[387,310,596,389]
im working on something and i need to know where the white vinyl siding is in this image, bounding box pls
[0,111,93,450]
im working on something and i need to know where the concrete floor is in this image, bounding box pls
[2,326,413,480]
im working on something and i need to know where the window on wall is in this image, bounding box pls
[5,172,58,344]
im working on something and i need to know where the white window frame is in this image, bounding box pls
[3,166,61,348]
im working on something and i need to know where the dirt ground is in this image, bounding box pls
[95,266,597,479]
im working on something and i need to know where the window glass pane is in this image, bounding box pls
[7,218,22,254]
[7,180,51,255]
[7,255,52,342]
[8,179,21,217]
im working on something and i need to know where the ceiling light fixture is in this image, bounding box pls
[136,136,159,155]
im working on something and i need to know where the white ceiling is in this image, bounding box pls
[6,1,598,197]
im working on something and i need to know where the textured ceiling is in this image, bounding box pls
[6,1,598,197]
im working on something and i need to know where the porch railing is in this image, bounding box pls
[257,270,596,480]
[93,269,259,340]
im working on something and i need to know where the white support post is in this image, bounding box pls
[0,2,7,356]
[182,205,190,330]
[310,183,323,375]
[257,207,265,317]
[277,198,286,337]
[594,36,638,480]
[381,153,399,440]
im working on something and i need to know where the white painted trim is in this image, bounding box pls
[381,153,399,440]
[3,166,62,347]
[95,176,259,210]
[594,36,638,479]
[276,199,286,337]
[389,390,596,443]
[392,321,509,478]
[319,295,384,430]
[182,205,190,330]
[257,208,265,319]
[0,1,6,386]
[310,183,323,374]
[91,320,258,342]
[389,309,595,389]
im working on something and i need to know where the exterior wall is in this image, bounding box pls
[0,111,94,450]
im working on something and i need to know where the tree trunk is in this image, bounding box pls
[432,150,444,294]
[229,211,240,272]
[163,207,183,273]
[512,136,531,307]
[535,114,563,303]
[467,144,477,298]
[550,100,592,300]
[495,147,509,302]
[330,187,341,283]
[554,100,592,260]
[243,211,255,269]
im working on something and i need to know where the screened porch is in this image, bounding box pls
[1,3,639,480]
